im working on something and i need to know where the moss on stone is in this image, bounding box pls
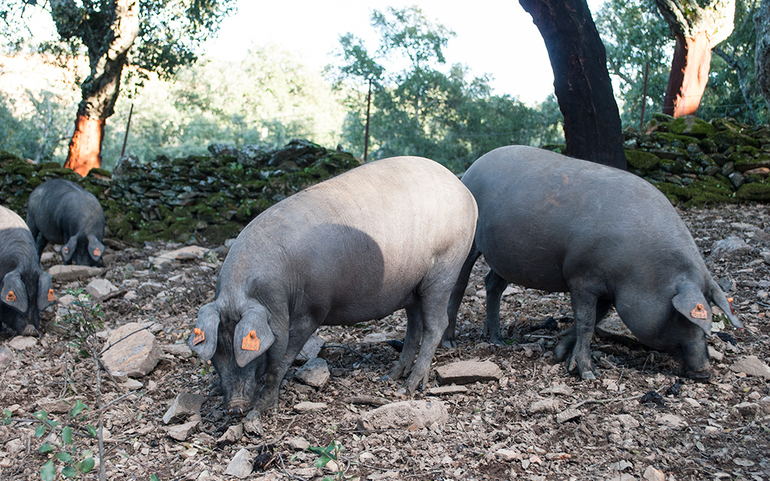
[625,150,661,173]
[736,182,770,201]
[667,116,715,137]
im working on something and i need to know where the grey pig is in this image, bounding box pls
[26,179,106,267]
[1,206,55,335]
[189,156,478,413]
[443,145,742,380]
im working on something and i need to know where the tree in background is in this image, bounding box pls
[328,6,562,171]
[1,0,235,176]
[758,0,770,112]
[654,0,735,117]
[519,0,626,170]
[595,0,671,127]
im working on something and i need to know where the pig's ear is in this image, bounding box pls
[2,270,28,314]
[37,272,55,311]
[189,303,220,361]
[87,235,104,262]
[708,280,743,329]
[62,236,78,262]
[233,304,275,367]
[672,283,712,334]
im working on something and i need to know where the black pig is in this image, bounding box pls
[26,179,106,266]
[1,206,55,335]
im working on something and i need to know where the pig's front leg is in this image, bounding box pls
[566,288,601,380]
[443,244,480,348]
[255,315,318,412]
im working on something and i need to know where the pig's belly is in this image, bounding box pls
[482,249,570,293]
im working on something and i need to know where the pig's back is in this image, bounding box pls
[465,146,698,292]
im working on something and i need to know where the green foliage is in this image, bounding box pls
[329,6,563,171]
[308,441,351,481]
[29,406,96,480]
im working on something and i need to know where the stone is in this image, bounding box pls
[0,345,14,367]
[294,357,330,388]
[168,420,199,441]
[48,265,103,282]
[361,332,389,343]
[556,408,582,424]
[434,360,503,385]
[357,400,448,431]
[85,278,118,300]
[529,399,561,414]
[642,466,665,481]
[294,402,328,413]
[163,344,194,358]
[732,402,760,417]
[731,355,770,379]
[708,346,724,361]
[101,322,161,378]
[296,333,325,362]
[656,413,686,429]
[217,424,244,445]
[162,392,207,424]
[595,317,640,345]
[224,448,252,478]
[285,436,310,450]
[427,385,469,396]
[243,410,263,435]
[710,236,751,259]
[7,336,37,350]
[151,246,209,267]
[540,384,574,396]
[616,414,640,430]
[495,449,522,462]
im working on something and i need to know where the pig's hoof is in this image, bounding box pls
[441,339,456,349]
[22,324,39,337]
[227,399,251,415]
[687,369,712,382]
[580,370,597,381]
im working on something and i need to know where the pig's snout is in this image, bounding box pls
[227,397,251,414]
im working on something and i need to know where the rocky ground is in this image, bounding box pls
[0,203,769,481]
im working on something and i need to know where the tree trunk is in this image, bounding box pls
[58,0,140,176]
[662,31,712,117]
[654,0,735,118]
[756,0,770,112]
[519,0,626,170]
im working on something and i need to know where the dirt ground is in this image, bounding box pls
[1,203,769,481]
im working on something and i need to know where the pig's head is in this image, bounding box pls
[189,300,275,413]
[63,235,105,267]
[1,269,54,335]
[666,280,742,380]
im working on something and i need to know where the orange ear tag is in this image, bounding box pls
[47,289,55,302]
[192,328,205,345]
[727,297,735,315]
[691,303,708,320]
[93,248,101,257]
[63,247,69,254]
[5,291,16,302]
[241,330,261,351]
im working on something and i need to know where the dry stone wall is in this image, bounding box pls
[1,116,769,245]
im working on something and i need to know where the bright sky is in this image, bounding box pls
[203,0,559,104]
[25,1,607,105]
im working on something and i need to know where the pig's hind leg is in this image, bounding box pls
[484,269,508,346]
[384,302,423,382]
[400,292,450,393]
[442,243,481,348]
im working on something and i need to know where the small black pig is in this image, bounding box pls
[1,206,55,335]
[444,146,742,380]
[26,179,106,267]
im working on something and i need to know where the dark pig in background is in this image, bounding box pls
[0,206,55,335]
[189,156,478,413]
[26,179,106,267]
[444,145,742,380]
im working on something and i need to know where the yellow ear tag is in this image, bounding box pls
[192,327,205,345]
[6,291,16,302]
[47,289,55,302]
[241,330,261,351]
[691,303,708,320]
[727,297,735,315]
[93,248,101,257]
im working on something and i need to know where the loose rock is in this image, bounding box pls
[101,322,161,378]
[224,448,252,478]
[434,360,503,385]
[357,400,448,431]
[48,265,103,282]
[294,357,330,388]
[162,392,206,424]
[167,420,199,441]
[730,355,770,379]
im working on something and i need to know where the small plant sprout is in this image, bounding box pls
[307,440,356,481]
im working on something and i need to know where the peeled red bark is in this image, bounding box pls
[654,0,735,118]
[519,0,626,170]
[57,0,140,176]
[663,32,712,117]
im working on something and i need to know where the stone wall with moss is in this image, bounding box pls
[2,117,769,245]
[623,114,770,207]
[0,139,360,245]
